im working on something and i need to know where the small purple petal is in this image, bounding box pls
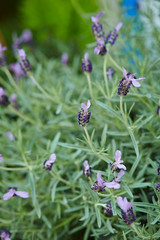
[115,22,123,32]
[116,170,125,182]
[84,53,88,61]
[122,67,127,79]
[117,196,133,212]
[15,191,29,198]
[105,181,120,189]
[3,191,15,200]
[97,171,104,186]
[0,87,5,97]
[49,153,56,163]
[91,11,104,24]
[84,160,90,171]
[131,79,141,87]
[18,49,26,60]
[115,150,121,162]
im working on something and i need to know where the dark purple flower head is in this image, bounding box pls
[117,197,135,225]
[0,229,11,240]
[81,53,92,73]
[104,203,113,216]
[91,12,105,42]
[10,93,19,109]
[10,62,26,78]
[106,67,115,81]
[0,88,10,107]
[157,164,160,175]
[106,22,123,46]
[156,182,160,193]
[3,187,29,200]
[94,39,107,56]
[43,153,56,171]
[105,170,125,189]
[61,53,68,65]
[156,99,160,115]
[0,154,3,162]
[118,68,144,96]
[18,49,32,74]
[110,150,126,172]
[83,160,92,177]
[91,171,106,192]
[78,100,91,127]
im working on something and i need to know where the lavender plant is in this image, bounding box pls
[0,3,160,240]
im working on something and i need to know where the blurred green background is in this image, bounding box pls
[0,0,122,57]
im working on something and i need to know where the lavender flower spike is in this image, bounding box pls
[105,170,125,189]
[117,197,136,225]
[10,93,19,109]
[61,53,68,65]
[156,99,160,115]
[78,100,91,127]
[43,153,56,171]
[10,62,26,78]
[91,171,106,192]
[106,67,115,81]
[106,22,123,46]
[0,154,3,162]
[0,229,11,240]
[83,160,92,177]
[156,182,160,193]
[81,53,92,73]
[20,29,32,43]
[110,150,126,172]
[104,203,113,216]
[3,187,29,200]
[18,48,32,74]
[0,88,10,106]
[118,67,145,96]
[0,43,7,56]
[7,131,16,141]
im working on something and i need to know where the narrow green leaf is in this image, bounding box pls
[42,215,52,228]
[29,172,36,205]
[123,183,133,198]
[101,124,108,147]
[51,180,59,202]
[128,127,139,158]
[35,201,41,218]
[50,132,61,153]
[129,154,142,177]
[95,206,101,228]
[151,215,160,224]
[96,100,123,122]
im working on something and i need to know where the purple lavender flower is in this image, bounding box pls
[0,43,7,67]
[117,197,136,225]
[10,62,26,78]
[20,29,32,44]
[110,150,126,172]
[43,153,56,171]
[81,53,92,73]
[7,131,16,141]
[18,49,32,74]
[83,160,92,177]
[105,170,125,189]
[3,187,29,200]
[0,229,11,240]
[91,171,106,192]
[106,22,123,46]
[156,182,160,193]
[106,67,115,81]
[94,39,107,56]
[118,67,145,96]
[91,12,107,56]
[157,164,160,175]
[0,154,3,162]
[10,93,19,109]
[0,88,10,106]
[78,100,91,127]
[61,53,68,65]
[156,99,160,115]
[104,203,113,216]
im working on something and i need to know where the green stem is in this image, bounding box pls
[2,67,20,91]
[108,54,123,72]
[29,74,54,101]
[83,127,95,153]
[103,54,110,97]
[8,105,35,124]
[85,73,94,100]
[0,167,28,171]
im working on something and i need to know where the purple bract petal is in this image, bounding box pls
[84,160,90,171]
[104,181,120,189]
[15,191,29,198]
[117,196,133,212]
[115,22,123,32]
[91,11,104,24]
[3,191,15,200]
[18,49,26,60]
